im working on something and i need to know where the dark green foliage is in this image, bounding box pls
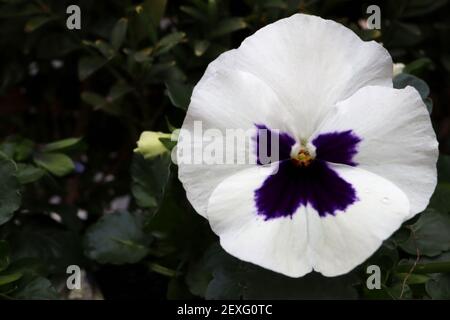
[0,160,21,225]
[0,0,450,299]
[84,211,151,264]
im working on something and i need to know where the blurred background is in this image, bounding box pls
[0,0,449,300]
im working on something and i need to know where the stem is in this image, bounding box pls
[148,263,178,278]
[0,292,15,300]
[400,226,420,298]
[396,261,450,274]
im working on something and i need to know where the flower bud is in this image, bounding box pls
[393,63,405,77]
[134,131,171,159]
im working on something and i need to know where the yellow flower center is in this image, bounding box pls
[292,149,313,167]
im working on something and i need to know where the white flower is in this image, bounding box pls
[177,14,438,277]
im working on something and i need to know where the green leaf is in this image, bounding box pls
[6,258,46,276]
[13,277,58,300]
[403,0,448,18]
[16,164,45,184]
[206,0,218,20]
[158,137,177,151]
[403,57,433,76]
[426,274,450,299]
[437,154,450,183]
[429,183,450,214]
[133,47,154,62]
[209,18,247,39]
[398,209,450,257]
[148,262,178,277]
[93,40,116,60]
[398,260,450,274]
[165,117,178,132]
[24,16,54,33]
[167,278,194,299]
[145,0,167,27]
[6,221,83,275]
[144,175,212,255]
[33,153,75,177]
[0,3,42,19]
[111,18,128,50]
[165,81,193,110]
[81,91,107,108]
[0,137,34,161]
[107,82,133,101]
[0,272,22,286]
[387,21,422,47]
[180,5,207,22]
[78,56,107,81]
[41,138,81,153]
[363,241,399,284]
[260,0,288,9]
[131,154,171,209]
[442,55,450,73]
[146,61,177,80]
[194,40,210,57]
[35,32,78,59]
[424,97,433,113]
[84,211,151,264]
[385,282,412,300]
[82,84,130,115]
[82,39,116,59]
[394,272,430,285]
[81,91,121,116]
[0,159,21,225]
[136,0,167,43]
[186,259,213,297]
[156,32,186,55]
[397,252,450,274]
[13,138,34,161]
[0,141,15,159]
[0,240,10,272]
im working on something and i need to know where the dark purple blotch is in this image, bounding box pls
[254,125,361,219]
[312,130,361,166]
[254,124,295,165]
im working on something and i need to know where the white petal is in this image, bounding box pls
[179,14,395,218]
[308,164,410,277]
[203,13,393,137]
[178,69,294,217]
[186,68,295,132]
[208,167,312,277]
[206,166,313,278]
[313,85,438,216]
[207,163,411,277]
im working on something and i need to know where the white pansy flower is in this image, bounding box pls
[177,14,438,277]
